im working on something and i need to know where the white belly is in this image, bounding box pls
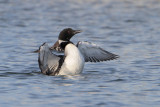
[58,44,85,75]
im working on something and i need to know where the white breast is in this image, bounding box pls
[59,44,85,75]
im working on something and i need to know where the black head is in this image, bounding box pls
[58,28,82,41]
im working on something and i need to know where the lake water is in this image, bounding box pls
[0,0,160,107]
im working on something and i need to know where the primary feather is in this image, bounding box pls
[77,41,119,62]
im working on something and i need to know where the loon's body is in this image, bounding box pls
[38,28,119,76]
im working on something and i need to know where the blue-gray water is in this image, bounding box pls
[0,0,160,107]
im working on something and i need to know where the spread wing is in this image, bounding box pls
[38,43,64,75]
[77,41,119,62]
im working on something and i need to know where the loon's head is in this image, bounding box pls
[50,28,82,51]
[58,28,82,41]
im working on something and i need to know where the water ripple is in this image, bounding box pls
[0,0,160,107]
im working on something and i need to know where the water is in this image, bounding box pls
[0,0,160,106]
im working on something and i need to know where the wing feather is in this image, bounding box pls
[38,43,64,75]
[77,41,119,62]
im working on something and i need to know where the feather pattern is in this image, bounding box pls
[77,41,119,62]
[38,43,64,75]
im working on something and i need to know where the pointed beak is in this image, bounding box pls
[73,30,82,35]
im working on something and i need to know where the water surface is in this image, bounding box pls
[0,0,160,107]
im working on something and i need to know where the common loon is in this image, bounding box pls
[38,28,119,75]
